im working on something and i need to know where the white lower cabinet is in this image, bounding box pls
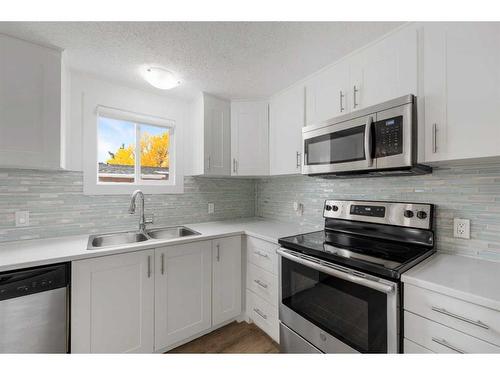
[154,241,213,350]
[212,236,243,326]
[71,250,155,353]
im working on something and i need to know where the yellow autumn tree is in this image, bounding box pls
[106,131,169,168]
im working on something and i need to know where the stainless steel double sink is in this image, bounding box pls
[87,226,201,250]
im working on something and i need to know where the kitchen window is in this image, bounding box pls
[84,106,182,195]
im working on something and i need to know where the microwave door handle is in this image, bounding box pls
[277,248,395,294]
[365,116,373,167]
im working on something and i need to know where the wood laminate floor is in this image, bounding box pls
[167,321,280,354]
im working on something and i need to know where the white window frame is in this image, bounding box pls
[83,105,183,195]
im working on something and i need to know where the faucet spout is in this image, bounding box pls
[129,190,146,233]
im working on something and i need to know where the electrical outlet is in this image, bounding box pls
[453,218,470,239]
[208,203,215,214]
[15,211,30,227]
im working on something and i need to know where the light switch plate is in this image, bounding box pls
[208,203,215,214]
[15,211,30,227]
[453,218,470,239]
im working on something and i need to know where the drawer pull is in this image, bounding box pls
[254,279,268,289]
[254,250,269,259]
[431,337,466,354]
[431,306,489,330]
[253,308,268,320]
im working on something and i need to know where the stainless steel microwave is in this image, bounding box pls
[302,95,431,177]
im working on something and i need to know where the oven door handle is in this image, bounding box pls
[277,249,395,294]
[365,116,373,167]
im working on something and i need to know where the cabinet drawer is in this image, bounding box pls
[247,289,279,342]
[405,283,500,347]
[247,262,278,306]
[404,338,434,353]
[404,311,500,353]
[246,236,279,275]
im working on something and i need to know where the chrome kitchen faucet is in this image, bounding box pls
[128,190,153,233]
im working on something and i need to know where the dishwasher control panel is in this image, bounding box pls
[0,263,69,301]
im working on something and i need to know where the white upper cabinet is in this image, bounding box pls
[305,59,349,125]
[269,84,305,175]
[422,22,500,162]
[187,93,231,176]
[349,25,418,111]
[230,100,269,176]
[0,34,63,169]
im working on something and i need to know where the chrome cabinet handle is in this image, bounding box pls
[431,337,466,354]
[365,116,373,167]
[296,151,301,168]
[353,85,359,108]
[207,155,211,170]
[233,158,237,173]
[432,123,438,153]
[147,255,152,278]
[339,90,345,112]
[253,308,267,320]
[254,279,268,289]
[216,243,220,262]
[161,253,165,275]
[431,306,489,330]
[254,250,269,259]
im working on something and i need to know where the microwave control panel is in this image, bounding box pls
[374,115,403,158]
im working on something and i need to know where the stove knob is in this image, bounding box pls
[403,210,414,218]
[417,211,428,219]
[325,205,332,211]
[332,205,339,212]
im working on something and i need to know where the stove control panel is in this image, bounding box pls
[323,200,433,230]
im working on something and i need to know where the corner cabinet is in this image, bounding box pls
[230,101,269,176]
[422,23,500,163]
[71,250,155,353]
[0,34,63,170]
[269,84,305,175]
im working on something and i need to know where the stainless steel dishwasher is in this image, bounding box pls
[0,263,70,353]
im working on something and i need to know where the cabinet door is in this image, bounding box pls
[305,60,349,125]
[269,85,305,175]
[212,236,242,326]
[423,23,500,162]
[71,250,154,353]
[155,241,212,350]
[204,93,231,176]
[350,26,417,111]
[231,101,269,176]
[0,34,62,169]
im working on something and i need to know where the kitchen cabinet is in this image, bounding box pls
[422,22,500,162]
[269,84,305,175]
[154,241,212,350]
[230,101,269,176]
[0,34,63,170]
[188,92,231,176]
[71,250,154,353]
[212,236,242,325]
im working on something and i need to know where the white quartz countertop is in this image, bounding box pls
[402,253,500,311]
[0,217,318,273]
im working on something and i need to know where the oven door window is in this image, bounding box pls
[304,125,366,165]
[281,257,388,353]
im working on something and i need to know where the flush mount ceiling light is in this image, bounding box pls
[143,67,180,90]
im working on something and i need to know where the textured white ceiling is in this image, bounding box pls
[0,22,403,100]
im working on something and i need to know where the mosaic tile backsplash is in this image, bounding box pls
[255,163,500,261]
[0,169,255,243]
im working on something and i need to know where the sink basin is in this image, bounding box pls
[146,226,200,240]
[88,231,149,249]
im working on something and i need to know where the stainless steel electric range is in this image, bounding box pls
[277,199,435,354]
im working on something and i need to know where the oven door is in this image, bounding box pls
[302,114,376,175]
[278,248,398,353]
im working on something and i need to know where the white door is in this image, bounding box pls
[349,26,418,111]
[230,101,269,176]
[305,60,349,125]
[71,250,154,353]
[204,93,231,176]
[155,241,212,350]
[423,22,500,162]
[212,236,242,326]
[0,34,62,169]
[269,85,305,175]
